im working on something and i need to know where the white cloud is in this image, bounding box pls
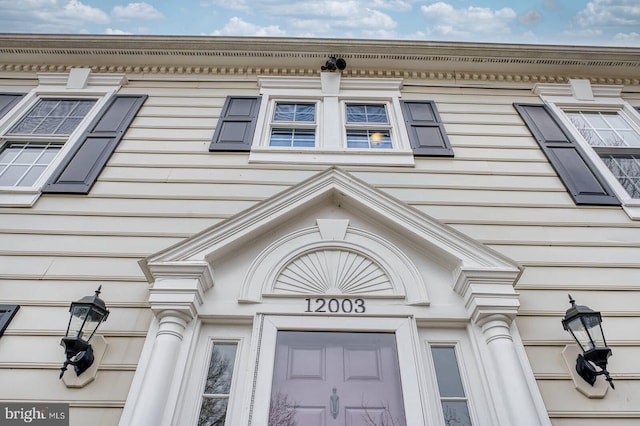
[563,28,604,37]
[614,31,640,43]
[268,1,397,37]
[0,0,109,32]
[112,3,164,20]
[62,0,110,23]
[421,2,516,38]
[207,0,250,12]
[211,17,286,36]
[574,0,640,27]
[105,28,132,35]
[518,10,541,26]
[370,0,412,12]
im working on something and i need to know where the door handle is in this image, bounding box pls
[330,387,339,419]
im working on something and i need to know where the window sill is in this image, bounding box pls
[0,188,41,207]
[622,200,640,220]
[248,148,415,166]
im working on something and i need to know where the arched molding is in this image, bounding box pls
[239,219,428,305]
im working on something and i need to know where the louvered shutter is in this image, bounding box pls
[0,305,20,337]
[43,94,146,194]
[514,103,620,205]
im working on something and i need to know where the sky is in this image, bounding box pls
[0,0,639,47]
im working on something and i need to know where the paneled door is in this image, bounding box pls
[269,331,406,426]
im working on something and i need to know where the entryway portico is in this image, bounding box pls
[120,167,550,426]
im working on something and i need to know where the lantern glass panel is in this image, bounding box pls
[68,304,105,342]
[584,318,607,348]
[67,305,90,340]
[567,314,605,351]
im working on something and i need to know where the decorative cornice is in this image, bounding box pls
[1,35,639,85]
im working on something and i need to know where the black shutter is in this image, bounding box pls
[209,96,261,151]
[43,94,147,194]
[514,103,620,206]
[400,100,454,156]
[0,93,24,119]
[0,305,20,337]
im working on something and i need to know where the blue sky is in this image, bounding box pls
[0,0,638,46]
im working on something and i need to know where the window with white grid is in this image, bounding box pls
[0,98,96,187]
[269,102,316,148]
[345,103,393,149]
[565,110,640,199]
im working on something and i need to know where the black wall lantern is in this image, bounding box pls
[561,294,614,389]
[60,286,109,379]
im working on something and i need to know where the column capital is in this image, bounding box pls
[453,268,520,325]
[145,261,214,322]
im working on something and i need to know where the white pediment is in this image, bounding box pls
[140,167,522,321]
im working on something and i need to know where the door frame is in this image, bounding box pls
[247,315,430,425]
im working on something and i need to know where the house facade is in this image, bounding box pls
[0,35,639,426]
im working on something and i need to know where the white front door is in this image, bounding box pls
[269,331,406,426]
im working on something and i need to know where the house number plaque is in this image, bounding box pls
[304,298,366,313]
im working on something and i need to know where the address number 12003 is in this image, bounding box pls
[304,298,366,313]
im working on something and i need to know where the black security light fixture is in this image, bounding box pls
[561,294,614,389]
[321,56,347,72]
[59,286,109,379]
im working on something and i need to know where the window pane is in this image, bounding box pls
[10,118,41,134]
[0,143,61,187]
[567,111,640,148]
[431,347,465,398]
[19,165,47,186]
[273,103,315,122]
[346,104,388,123]
[9,99,96,136]
[56,118,83,135]
[601,155,640,198]
[270,128,315,147]
[347,129,392,149]
[0,144,21,163]
[0,165,28,186]
[441,401,472,426]
[203,343,237,395]
[198,398,229,426]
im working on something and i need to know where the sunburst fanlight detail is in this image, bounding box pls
[273,249,393,295]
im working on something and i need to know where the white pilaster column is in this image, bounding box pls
[129,310,190,426]
[478,314,541,426]
[120,262,214,426]
[454,268,549,425]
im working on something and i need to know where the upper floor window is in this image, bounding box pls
[1,98,97,187]
[345,103,392,149]
[526,79,640,219]
[0,69,145,207]
[269,102,316,148]
[565,110,640,198]
[208,75,454,166]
